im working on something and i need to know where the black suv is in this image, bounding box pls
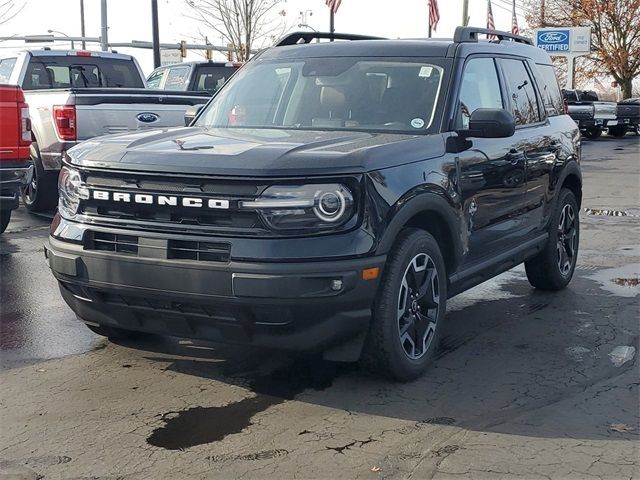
[46,28,581,380]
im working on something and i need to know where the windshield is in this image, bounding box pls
[196,57,446,134]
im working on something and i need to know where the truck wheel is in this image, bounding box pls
[361,229,447,381]
[21,143,59,213]
[525,189,579,291]
[583,127,602,139]
[0,210,11,234]
[608,126,627,137]
[84,323,143,340]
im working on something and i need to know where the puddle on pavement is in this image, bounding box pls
[146,359,346,450]
[587,264,640,298]
[583,208,632,217]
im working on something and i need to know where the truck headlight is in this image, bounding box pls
[58,166,89,218]
[241,184,355,231]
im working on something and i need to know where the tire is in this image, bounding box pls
[20,143,59,213]
[84,323,143,340]
[608,126,627,137]
[361,228,447,381]
[583,127,602,139]
[0,210,11,234]
[525,188,579,291]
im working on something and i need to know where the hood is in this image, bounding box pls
[67,127,446,177]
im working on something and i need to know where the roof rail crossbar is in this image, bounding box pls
[274,31,386,47]
[453,26,533,46]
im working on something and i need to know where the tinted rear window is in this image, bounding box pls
[536,64,563,116]
[193,65,237,94]
[22,56,143,90]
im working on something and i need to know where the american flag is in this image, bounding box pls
[486,0,496,40]
[511,0,520,35]
[326,0,342,14]
[429,0,440,32]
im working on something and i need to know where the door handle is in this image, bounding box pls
[507,149,524,165]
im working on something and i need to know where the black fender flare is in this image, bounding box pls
[375,193,464,271]
[553,159,582,205]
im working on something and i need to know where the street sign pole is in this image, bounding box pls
[151,0,161,68]
[100,0,108,51]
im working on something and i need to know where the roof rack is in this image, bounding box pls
[453,26,533,46]
[274,31,386,47]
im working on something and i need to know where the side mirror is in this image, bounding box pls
[184,104,204,126]
[459,108,516,139]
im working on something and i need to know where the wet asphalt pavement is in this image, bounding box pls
[0,134,638,479]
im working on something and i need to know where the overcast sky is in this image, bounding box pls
[0,0,533,75]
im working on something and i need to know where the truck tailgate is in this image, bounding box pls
[74,89,209,140]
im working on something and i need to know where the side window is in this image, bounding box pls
[163,66,190,90]
[456,57,503,129]
[501,59,542,126]
[535,64,563,116]
[146,69,165,89]
[0,58,16,83]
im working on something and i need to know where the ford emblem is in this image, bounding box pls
[137,112,159,123]
[540,32,568,43]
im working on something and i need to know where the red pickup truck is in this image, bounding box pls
[0,84,33,233]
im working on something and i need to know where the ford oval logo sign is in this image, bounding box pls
[137,112,159,123]
[540,32,568,43]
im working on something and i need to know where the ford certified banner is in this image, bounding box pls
[534,27,592,55]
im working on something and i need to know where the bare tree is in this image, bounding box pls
[0,0,24,27]
[185,0,287,61]
[524,0,640,98]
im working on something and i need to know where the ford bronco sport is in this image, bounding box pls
[46,28,582,381]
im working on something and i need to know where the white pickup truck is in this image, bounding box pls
[0,49,210,211]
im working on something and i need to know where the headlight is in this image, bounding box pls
[241,184,355,231]
[58,166,89,218]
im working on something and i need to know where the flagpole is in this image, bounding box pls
[330,9,335,35]
[428,25,432,38]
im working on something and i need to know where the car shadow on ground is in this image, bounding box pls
[111,268,638,444]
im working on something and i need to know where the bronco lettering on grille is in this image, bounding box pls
[90,190,230,209]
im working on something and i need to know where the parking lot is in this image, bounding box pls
[0,135,638,479]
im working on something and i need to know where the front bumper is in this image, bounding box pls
[0,164,33,210]
[46,234,385,353]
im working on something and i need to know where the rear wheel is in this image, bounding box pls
[84,323,143,340]
[0,210,11,234]
[21,143,59,213]
[608,126,627,137]
[583,127,602,139]
[525,188,579,290]
[361,229,447,381]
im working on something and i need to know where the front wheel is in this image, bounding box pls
[0,210,11,234]
[525,188,579,290]
[608,126,627,137]
[361,229,447,381]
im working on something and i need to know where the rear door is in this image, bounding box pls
[498,58,558,237]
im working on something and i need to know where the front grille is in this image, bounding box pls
[79,172,268,236]
[168,240,230,262]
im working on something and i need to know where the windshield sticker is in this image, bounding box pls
[411,118,425,129]
[419,66,434,77]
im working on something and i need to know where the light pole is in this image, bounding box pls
[48,29,75,49]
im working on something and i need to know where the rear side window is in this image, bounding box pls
[163,66,190,90]
[535,64,563,117]
[456,57,503,129]
[0,57,16,83]
[22,56,144,90]
[193,66,237,94]
[146,69,165,89]
[500,59,542,126]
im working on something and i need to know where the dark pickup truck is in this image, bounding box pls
[609,97,640,137]
[563,89,617,139]
[46,28,581,381]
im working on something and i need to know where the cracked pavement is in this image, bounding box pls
[0,135,638,479]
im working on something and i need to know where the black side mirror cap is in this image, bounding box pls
[458,108,516,139]
[184,104,205,127]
